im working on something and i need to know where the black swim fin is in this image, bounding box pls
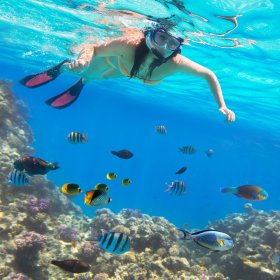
[20,59,70,88]
[45,78,85,109]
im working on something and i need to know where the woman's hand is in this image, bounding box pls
[219,107,236,122]
[68,59,89,73]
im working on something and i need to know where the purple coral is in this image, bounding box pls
[27,197,50,214]
[79,241,99,261]
[14,231,46,254]
[57,224,78,242]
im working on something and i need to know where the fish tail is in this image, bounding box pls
[84,133,89,143]
[164,182,171,192]
[111,151,117,155]
[177,228,191,240]
[220,187,234,194]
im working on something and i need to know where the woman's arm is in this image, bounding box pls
[174,55,235,122]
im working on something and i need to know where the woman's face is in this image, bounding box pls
[146,29,182,59]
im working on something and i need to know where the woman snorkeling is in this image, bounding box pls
[20,27,235,122]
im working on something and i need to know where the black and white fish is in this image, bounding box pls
[165,180,186,195]
[178,145,196,154]
[98,231,131,254]
[155,125,167,134]
[67,132,88,144]
[84,189,112,207]
[6,169,29,186]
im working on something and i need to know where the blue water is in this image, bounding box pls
[1,0,279,228]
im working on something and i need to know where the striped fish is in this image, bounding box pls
[6,169,29,186]
[165,180,186,195]
[178,145,196,154]
[84,189,112,207]
[155,125,167,134]
[67,132,87,144]
[98,231,131,254]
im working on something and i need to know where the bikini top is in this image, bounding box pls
[106,57,161,85]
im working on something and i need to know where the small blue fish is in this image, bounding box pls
[178,229,234,252]
[165,180,186,195]
[98,231,130,254]
[6,169,29,186]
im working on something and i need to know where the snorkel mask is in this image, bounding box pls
[145,28,183,60]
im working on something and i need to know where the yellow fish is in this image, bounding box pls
[61,183,82,195]
[122,178,131,186]
[106,172,117,180]
[94,183,109,191]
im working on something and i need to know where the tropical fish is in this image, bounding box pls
[122,178,131,186]
[206,148,214,157]
[221,185,268,201]
[175,166,187,174]
[84,189,112,206]
[61,183,82,195]
[94,183,109,191]
[6,169,29,186]
[178,145,196,154]
[155,125,167,134]
[111,149,133,159]
[178,229,234,252]
[165,180,186,195]
[98,231,131,254]
[51,259,90,273]
[13,156,59,176]
[106,172,117,180]
[67,132,88,144]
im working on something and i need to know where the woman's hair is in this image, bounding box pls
[129,31,181,81]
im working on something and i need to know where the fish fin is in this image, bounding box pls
[45,78,85,109]
[20,59,70,88]
[192,229,216,235]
